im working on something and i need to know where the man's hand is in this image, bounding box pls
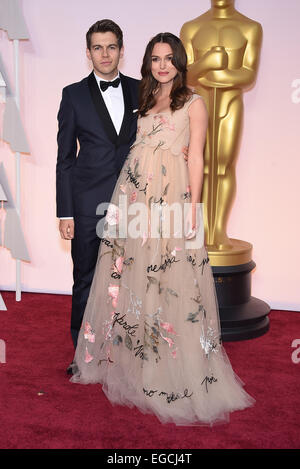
[59,219,74,240]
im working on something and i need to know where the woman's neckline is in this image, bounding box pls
[145,109,172,117]
[144,94,197,117]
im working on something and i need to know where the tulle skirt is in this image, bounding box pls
[71,142,255,426]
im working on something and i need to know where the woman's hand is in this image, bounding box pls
[182,146,189,164]
[185,203,198,239]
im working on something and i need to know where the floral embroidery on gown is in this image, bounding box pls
[71,94,255,426]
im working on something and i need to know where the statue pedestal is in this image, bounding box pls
[208,239,270,341]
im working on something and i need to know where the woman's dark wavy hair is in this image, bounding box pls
[139,32,192,117]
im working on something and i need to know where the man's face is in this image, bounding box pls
[86,31,124,79]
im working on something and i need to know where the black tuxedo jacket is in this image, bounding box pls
[56,72,139,218]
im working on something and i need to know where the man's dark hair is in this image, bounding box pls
[86,19,123,50]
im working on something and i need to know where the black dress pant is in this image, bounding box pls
[70,215,102,348]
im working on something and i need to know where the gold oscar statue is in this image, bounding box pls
[180,0,263,266]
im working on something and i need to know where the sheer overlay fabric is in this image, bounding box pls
[71,94,255,426]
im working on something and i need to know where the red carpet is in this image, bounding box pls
[0,291,299,449]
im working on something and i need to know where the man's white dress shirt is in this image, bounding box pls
[94,71,124,134]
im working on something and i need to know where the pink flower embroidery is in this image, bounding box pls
[103,322,112,341]
[171,348,178,359]
[161,335,175,348]
[130,191,137,203]
[106,204,119,225]
[115,256,124,274]
[156,115,167,125]
[156,115,175,131]
[84,322,95,343]
[160,322,177,335]
[108,284,119,308]
[103,312,117,340]
[147,173,154,182]
[171,246,182,257]
[166,123,175,131]
[85,347,94,363]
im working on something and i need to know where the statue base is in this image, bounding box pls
[207,238,253,266]
[210,256,270,342]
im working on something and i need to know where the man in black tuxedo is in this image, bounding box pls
[56,20,139,365]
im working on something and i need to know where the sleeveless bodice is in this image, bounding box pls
[132,94,202,156]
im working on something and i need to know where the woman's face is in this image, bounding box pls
[151,42,178,85]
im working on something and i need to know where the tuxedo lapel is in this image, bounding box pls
[117,73,135,147]
[87,72,118,144]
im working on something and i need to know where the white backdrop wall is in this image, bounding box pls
[0,0,299,310]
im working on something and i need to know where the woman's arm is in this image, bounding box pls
[186,97,208,233]
[187,97,208,210]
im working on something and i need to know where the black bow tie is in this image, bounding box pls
[100,77,121,92]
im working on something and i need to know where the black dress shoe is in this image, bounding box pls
[66,361,78,375]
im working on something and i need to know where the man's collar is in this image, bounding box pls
[93,70,120,83]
